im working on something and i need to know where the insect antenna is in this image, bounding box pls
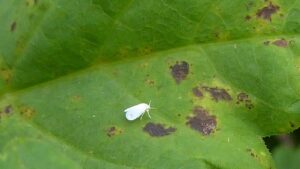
[148,100,156,109]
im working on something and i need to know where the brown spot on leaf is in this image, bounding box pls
[245,100,254,109]
[272,39,288,47]
[20,106,36,119]
[246,148,258,158]
[0,105,14,119]
[290,122,295,128]
[289,40,296,47]
[106,126,123,137]
[186,106,217,135]
[170,61,189,84]
[237,92,249,103]
[0,68,12,83]
[256,2,280,21]
[107,127,116,137]
[237,92,254,109]
[10,22,16,32]
[192,87,203,98]
[214,32,220,39]
[263,41,270,45]
[145,79,155,86]
[4,105,12,114]
[245,15,252,20]
[143,122,176,137]
[202,86,232,102]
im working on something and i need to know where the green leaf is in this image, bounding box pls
[273,146,300,169]
[1,0,300,168]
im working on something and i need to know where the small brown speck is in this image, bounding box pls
[214,32,220,39]
[246,148,258,158]
[10,22,16,32]
[145,79,155,86]
[264,41,270,45]
[289,122,295,128]
[4,105,12,114]
[245,15,252,20]
[20,106,36,119]
[289,40,296,47]
[237,92,248,103]
[245,100,254,109]
[237,92,254,109]
[106,126,122,137]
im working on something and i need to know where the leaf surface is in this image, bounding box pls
[1,0,300,168]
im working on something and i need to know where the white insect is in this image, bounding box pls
[124,101,152,121]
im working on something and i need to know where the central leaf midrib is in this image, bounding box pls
[8,33,300,101]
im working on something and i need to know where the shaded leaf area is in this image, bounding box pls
[273,146,300,169]
[1,44,299,168]
[0,0,300,169]
[1,0,300,88]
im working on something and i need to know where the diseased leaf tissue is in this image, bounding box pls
[0,0,300,169]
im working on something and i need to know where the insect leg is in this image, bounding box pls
[140,111,145,120]
[147,110,151,119]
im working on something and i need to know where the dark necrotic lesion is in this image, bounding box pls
[186,106,217,135]
[192,87,203,98]
[170,61,189,84]
[256,2,280,21]
[143,122,176,137]
[202,86,232,102]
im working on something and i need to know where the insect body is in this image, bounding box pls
[124,102,152,121]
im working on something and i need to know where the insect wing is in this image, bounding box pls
[124,104,147,121]
[125,111,144,121]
